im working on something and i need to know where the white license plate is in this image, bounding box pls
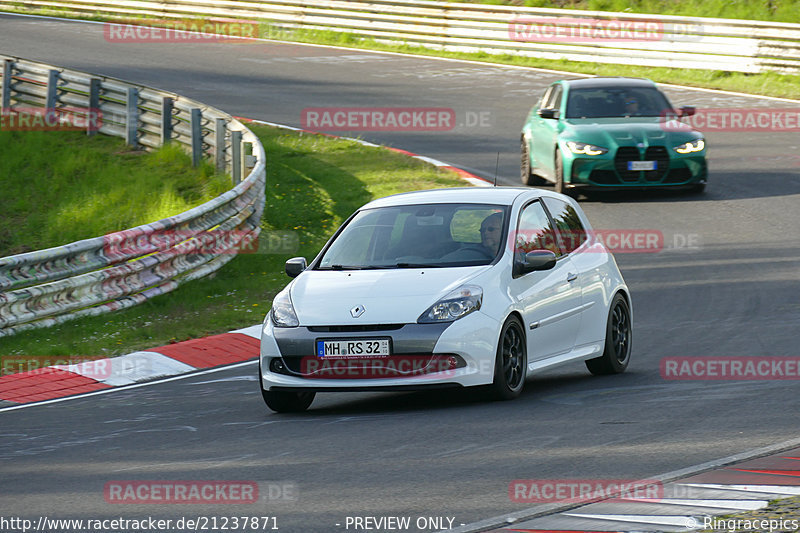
[316,339,390,358]
[628,160,656,171]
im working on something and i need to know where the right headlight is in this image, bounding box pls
[418,285,482,323]
[270,287,299,328]
[674,139,705,154]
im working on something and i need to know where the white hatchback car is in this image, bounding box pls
[260,187,631,412]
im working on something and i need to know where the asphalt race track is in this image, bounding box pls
[1,13,800,533]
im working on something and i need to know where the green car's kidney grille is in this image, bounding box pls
[614,147,641,182]
[644,146,669,182]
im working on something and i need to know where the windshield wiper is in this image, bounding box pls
[394,262,444,268]
[319,264,364,270]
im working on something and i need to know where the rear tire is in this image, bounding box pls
[488,316,527,400]
[521,138,547,186]
[586,293,632,375]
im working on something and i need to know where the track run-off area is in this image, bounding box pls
[1,12,800,533]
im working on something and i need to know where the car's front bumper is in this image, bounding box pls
[260,311,500,391]
[564,151,707,188]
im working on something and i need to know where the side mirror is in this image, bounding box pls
[285,257,307,278]
[514,250,557,276]
[537,108,558,119]
[679,106,696,117]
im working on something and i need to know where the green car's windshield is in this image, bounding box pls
[566,87,674,119]
[317,203,508,270]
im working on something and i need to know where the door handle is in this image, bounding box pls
[567,272,578,282]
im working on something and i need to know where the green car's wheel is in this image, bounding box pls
[554,149,566,194]
[521,138,546,186]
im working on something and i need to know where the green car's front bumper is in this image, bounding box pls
[564,146,707,189]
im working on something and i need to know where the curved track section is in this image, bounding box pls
[1,13,800,533]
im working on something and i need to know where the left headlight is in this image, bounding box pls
[270,287,299,327]
[674,138,705,154]
[418,285,482,323]
[566,141,608,156]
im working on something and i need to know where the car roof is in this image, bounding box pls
[562,77,657,89]
[362,186,567,209]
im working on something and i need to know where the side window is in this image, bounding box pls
[545,85,563,111]
[543,197,587,254]
[538,86,553,110]
[515,201,559,256]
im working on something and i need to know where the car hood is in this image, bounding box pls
[290,266,490,325]
[562,117,702,147]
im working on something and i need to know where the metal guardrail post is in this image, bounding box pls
[126,87,139,148]
[231,130,242,184]
[191,108,202,167]
[215,118,226,172]
[46,69,60,109]
[161,96,173,144]
[2,59,13,109]
[88,78,100,137]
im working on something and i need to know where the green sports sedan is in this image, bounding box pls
[520,77,707,195]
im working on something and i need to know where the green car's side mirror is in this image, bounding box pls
[537,108,558,119]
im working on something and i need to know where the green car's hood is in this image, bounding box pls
[561,117,702,148]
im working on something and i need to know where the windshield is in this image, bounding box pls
[317,203,508,269]
[565,86,675,119]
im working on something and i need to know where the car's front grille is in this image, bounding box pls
[614,147,641,182]
[644,146,669,182]
[307,324,405,332]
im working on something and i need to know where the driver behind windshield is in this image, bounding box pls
[479,212,504,257]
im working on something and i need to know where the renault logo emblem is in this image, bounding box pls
[350,305,365,318]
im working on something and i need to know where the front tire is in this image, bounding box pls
[521,138,546,186]
[586,293,632,375]
[554,149,566,194]
[259,360,315,412]
[488,316,527,400]
[262,389,316,413]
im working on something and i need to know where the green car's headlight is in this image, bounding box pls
[674,139,705,154]
[566,141,608,156]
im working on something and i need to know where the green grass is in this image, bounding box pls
[0,130,230,256]
[0,125,467,358]
[433,0,800,23]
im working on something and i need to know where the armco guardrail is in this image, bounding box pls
[1,0,799,74]
[0,55,266,337]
